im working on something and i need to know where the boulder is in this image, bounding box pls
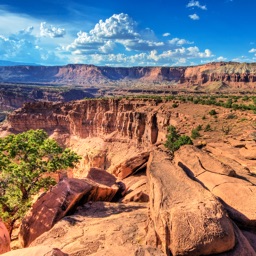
[147,150,235,255]
[110,152,150,179]
[19,173,119,247]
[0,222,10,255]
[31,202,165,256]
[120,174,149,203]
[1,246,67,256]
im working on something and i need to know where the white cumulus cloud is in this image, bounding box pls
[163,33,171,37]
[40,22,66,38]
[187,0,207,10]
[189,14,200,20]
[249,48,256,53]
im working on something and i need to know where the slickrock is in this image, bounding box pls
[147,150,235,255]
[1,246,68,256]
[31,202,165,256]
[19,174,119,247]
[175,145,256,228]
[174,145,236,177]
[0,222,10,255]
[205,142,256,176]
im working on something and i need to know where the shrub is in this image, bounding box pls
[191,128,201,139]
[209,109,217,116]
[164,125,192,153]
[204,124,212,132]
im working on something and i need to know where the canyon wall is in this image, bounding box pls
[0,86,95,111]
[0,62,255,87]
[5,98,174,146]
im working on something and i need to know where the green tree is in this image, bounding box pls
[0,129,80,233]
[164,125,193,153]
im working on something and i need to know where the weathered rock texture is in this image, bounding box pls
[147,150,235,255]
[2,98,256,255]
[0,222,10,255]
[19,174,120,247]
[31,202,164,256]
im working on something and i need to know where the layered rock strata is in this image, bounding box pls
[0,62,255,87]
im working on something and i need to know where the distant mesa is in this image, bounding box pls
[0,62,255,88]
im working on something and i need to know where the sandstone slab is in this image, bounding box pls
[120,174,149,203]
[31,202,165,256]
[174,145,236,177]
[19,174,119,247]
[110,152,150,179]
[147,150,235,255]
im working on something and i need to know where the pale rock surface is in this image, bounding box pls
[1,246,67,256]
[31,202,165,256]
[0,222,10,254]
[147,150,235,255]
[205,142,256,175]
[175,145,256,228]
[19,174,119,247]
[174,145,236,177]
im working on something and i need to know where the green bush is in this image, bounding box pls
[164,125,193,153]
[204,124,212,132]
[209,109,217,116]
[191,129,201,139]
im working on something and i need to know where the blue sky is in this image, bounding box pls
[0,0,255,66]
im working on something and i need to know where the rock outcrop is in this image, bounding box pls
[2,98,256,255]
[31,202,164,256]
[147,150,235,255]
[19,173,120,247]
[0,222,10,255]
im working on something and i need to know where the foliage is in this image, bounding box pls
[164,125,193,153]
[204,124,212,132]
[209,109,218,116]
[0,129,80,231]
[221,125,233,135]
[191,128,201,139]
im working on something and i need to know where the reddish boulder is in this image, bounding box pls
[0,222,10,255]
[19,172,119,247]
[110,152,150,179]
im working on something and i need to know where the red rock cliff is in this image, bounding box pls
[5,98,174,145]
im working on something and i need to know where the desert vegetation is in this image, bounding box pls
[0,129,80,234]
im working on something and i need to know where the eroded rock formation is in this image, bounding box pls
[0,62,255,88]
[2,98,256,255]
[19,172,120,247]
